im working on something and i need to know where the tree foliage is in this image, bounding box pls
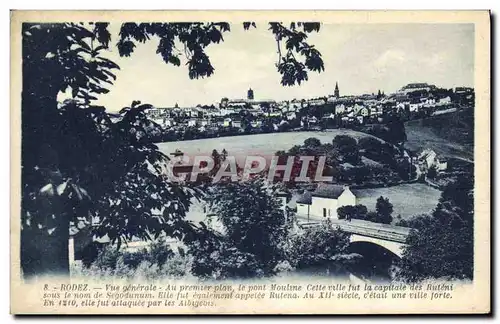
[21,21,325,277]
[188,179,289,279]
[286,219,352,269]
[332,135,360,165]
[374,196,394,224]
[397,176,474,282]
[337,205,368,221]
[303,137,322,148]
[116,22,324,86]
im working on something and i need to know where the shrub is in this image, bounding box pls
[375,196,394,224]
[286,219,351,269]
[76,238,188,280]
[93,245,121,270]
[337,205,368,221]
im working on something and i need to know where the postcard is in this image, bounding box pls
[10,10,490,314]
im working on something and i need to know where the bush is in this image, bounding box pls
[337,205,368,221]
[286,219,351,269]
[394,215,409,227]
[365,211,379,223]
[427,165,437,179]
[375,196,393,224]
[93,245,121,270]
[75,238,189,280]
[189,236,265,280]
[195,179,289,278]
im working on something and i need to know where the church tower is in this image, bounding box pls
[247,88,254,100]
[334,82,339,98]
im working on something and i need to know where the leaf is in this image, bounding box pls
[76,38,92,52]
[214,22,230,32]
[56,180,69,196]
[71,86,79,98]
[243,22,256,30]
[302,22,321,33]
[117,39,136,57]
[98,57,120,70]
[187,49,214,79]
[168,55,181,66]
[94,22,111,47]
[207,27,223,44]
[40,183,55,196]
[156,36,175,64]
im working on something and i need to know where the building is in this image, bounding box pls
[145,106,174,120]
[358,106,370,117]
[438,96,452,106]
[296,184,357,220]
[399,83,437,94]
[307,97,327,106]
[286,111,297,120]
[247,88,254,100]
[335,103,346,115]
[455,86,474,94]
[334,82,340,98]
[418,148,448,172]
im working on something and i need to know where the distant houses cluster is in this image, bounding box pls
[144,82,474,133]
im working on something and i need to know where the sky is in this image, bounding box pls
[90,23,474,111]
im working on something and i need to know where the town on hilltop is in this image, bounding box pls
[142,82,474,137]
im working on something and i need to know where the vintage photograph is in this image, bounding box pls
[10,11,490,314]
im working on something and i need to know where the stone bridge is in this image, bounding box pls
[297,218,411,257]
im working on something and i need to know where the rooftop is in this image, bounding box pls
[296,191,312,204]
[313,184,350,199]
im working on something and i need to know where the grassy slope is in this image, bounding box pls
[355,183,442,221]
[156,129,380,165]
[404,110,474,162]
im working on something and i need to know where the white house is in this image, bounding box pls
[286,111,297,120]
[250,120,263,128]
[438,96,452,105]
[353,103,365,115]
[163,118,176,128]
[308,116,319,124]
[335,104,346,114]
[308,98,327,106]
[223,117,232,127]
[358,106,370,117]
[289,100,302,111]
[296,185,357,220]
[409,103,420,112]
[418,148,448,172]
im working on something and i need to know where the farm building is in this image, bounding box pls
[418,148,448,172]
[296,184,357,221]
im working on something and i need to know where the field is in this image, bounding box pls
[354,183,442,221]
[405,112,474,162]
[188,183,441,224]
[156,130,378,164]
[158,131,443,223]
[290,183,441,222]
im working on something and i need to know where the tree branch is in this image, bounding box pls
[276,36,282,66]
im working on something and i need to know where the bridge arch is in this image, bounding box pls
[349,234,405,258]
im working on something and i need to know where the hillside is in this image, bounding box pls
[156,129,379,164]
[404,109,474,162]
